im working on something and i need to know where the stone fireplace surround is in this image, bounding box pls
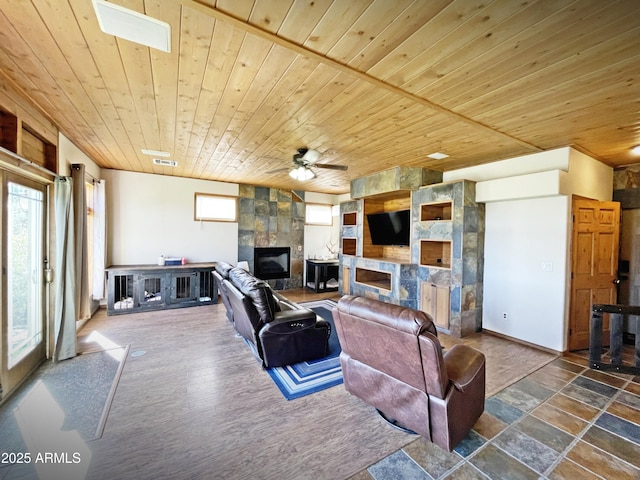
[237,184,305,290]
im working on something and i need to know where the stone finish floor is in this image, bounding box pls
[351,354,640,479]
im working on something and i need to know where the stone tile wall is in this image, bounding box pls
[613,164,640,208]
[237,185,305,289]
[339,178,485,337]
[412,180,484,337]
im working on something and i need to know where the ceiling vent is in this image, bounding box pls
[152,158,177,167]
[93,0,171,53]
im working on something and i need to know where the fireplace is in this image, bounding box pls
[254,247,291,280]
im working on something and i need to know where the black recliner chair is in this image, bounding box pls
[223,267,330,367]
[213,261,234,323]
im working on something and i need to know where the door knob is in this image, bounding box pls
[613,278,621,284]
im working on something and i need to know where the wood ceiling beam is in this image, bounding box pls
[186,0,542,154]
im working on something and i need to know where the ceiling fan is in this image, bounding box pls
[270,148,348,180]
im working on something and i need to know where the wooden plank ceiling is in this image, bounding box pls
[0,0,638,193]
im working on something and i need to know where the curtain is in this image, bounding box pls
[71,164,91,321]
[92,179,106,299]
[53,177,77,362]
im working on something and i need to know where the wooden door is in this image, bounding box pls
[568,198,620,351]
[1,173,47,399]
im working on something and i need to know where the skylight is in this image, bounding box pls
[93,0,171,53]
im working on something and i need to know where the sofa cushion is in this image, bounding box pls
[229,267,277,323]
[215,261,234,279]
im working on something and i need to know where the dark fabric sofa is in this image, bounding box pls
[214,261,330,368]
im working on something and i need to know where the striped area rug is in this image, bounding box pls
[265,299,343,400]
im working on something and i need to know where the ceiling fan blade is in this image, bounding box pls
[266,167,290,174]
[313,163,348,171]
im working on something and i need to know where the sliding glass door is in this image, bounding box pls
[1,172,46,399]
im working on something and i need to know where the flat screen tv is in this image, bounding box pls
[366,209,411,246]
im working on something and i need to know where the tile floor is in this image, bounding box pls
[350,355,640,479]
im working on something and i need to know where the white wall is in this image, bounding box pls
[445,147,613,352]
[304,191,341,260]
[483,197,568,351]
[446,147,570,183]
[58,133,101,178]
[563,148,613,201]
[102,170,239,266]
[103,170,342,270]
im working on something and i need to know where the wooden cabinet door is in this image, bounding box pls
[420,281,450,329]
[342,266,351,295]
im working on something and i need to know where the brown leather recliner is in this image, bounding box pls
[332,295,485,451]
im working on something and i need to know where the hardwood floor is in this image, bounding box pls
[6,290,558,479]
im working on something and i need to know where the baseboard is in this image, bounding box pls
[481,329,562,356]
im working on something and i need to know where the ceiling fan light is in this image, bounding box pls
[289,166,314,181]
[632,145,640,156]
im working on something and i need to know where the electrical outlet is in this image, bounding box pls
[503,312,508,320]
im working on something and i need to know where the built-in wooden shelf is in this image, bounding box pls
[420,240,451,269]
[22,124,56,173]
[342,211,357,226]
[342,237,357,256]
[0,108,57,174]
[362,191,411,262]
[355,267,391,291]
[0,110,18,153]
[361,255,410,265]
[421,201,452,222]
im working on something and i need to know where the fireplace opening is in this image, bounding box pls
[254,247,291,280]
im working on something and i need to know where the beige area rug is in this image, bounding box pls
[0,344,128,448]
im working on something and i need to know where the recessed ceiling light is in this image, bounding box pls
[631,145,640,156]
[427,152,449,160]
[93,0,171,53]
[152,158,177,167]
[141,148,171,157]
